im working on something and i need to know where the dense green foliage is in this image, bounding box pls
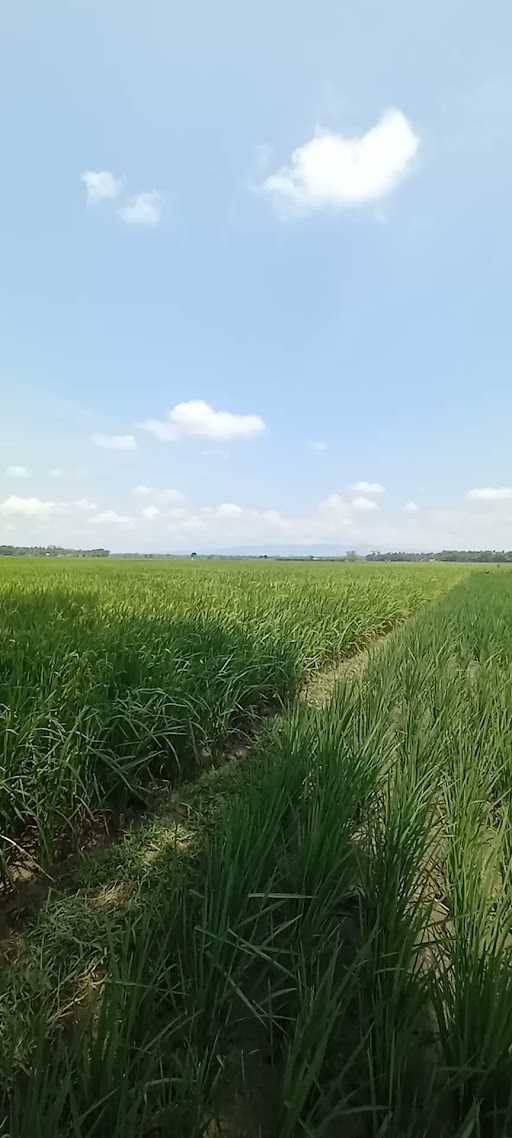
[5,561,512,1135]
[366,550,512,562]
[0,558,457,861]
[0,546,109,557]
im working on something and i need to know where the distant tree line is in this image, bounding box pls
[365,551,512,563]
[0,545,110,557]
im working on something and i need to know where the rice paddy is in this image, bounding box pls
[1,558,511,1136]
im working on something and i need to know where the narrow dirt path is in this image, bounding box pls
[303,629,391,707]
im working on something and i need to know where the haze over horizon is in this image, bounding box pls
[2,1,512,554]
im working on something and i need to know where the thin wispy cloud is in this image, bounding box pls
[352,481,385,495]
[140,400,266,442]
[89,509,134,527]
[81,172,163,227]
[467,486,512,501]
[5,465,30,479]
[91,433,137,451]
[263,109,418,211]
[132,486,183,503]
[308,440,327,453]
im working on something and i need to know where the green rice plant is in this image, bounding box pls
[7,561,506,1137]
[0,558,460,861]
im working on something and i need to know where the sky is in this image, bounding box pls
[1,0,512,554]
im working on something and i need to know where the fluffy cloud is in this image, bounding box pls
[91,433,137,451]
[5,465,30,479]
[89,510,134,527]
[0,495,59,517]
[264,110,418,210]
[352,481,385,495]
[319,494,352,519]
[352,496,379,512]
[118,191,163,226]
[132,485,151,496]
[467,486,512,502]
[216,502,244,518]
[7,483,512,555]
[81,171,122,203]
[140,400,266,442]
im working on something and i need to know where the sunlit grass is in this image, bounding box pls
[0,557,460,863]
[7,561,512,1135]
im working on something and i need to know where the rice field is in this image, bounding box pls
[3,559,512,1136]
[0,557,457,864]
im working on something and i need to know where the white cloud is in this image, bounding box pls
[72,498,97,511]
[81,170,122,203]
[309,440,327,453]
[5,465,30,479]
[319,493,351,518]
[132,485,183,503]
[91,433,137,451]
[140,400,266,442]
[264,109,418,210]
[403,500,420,513]
[352,481,385,495]
[142,505,160,520]
[352,496,379,512]
[49,467,64,479]
[467,486,512,502]
[89,510,134,527]
[118,192,163,226]
[0,495,58,517]
[217,502,244,518]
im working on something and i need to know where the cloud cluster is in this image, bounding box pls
[263,110,418,210]
[140,400,266,442]
[81,170,163,227]
[6,479,512,555]
[0,496,96,519]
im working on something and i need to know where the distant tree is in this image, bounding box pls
[365,550,512,564]
[190,551,198,559]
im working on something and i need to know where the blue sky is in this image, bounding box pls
[2,0,512,552]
